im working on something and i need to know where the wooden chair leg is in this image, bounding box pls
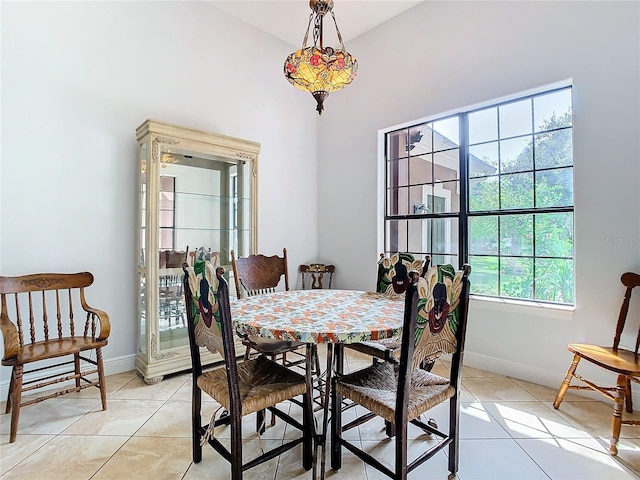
[625,378,633,413]
[302,391,313,470]
[448,395,460,474]
[385,420,396,438]
[611,374,627,455]
[9,365,24,443]
[192,385,203,463]
[230,411,243,480]
[96,347,108,410]
[74,353,81,389]
[257,409,266,434]
[330,377,342,470]
[5,366,15,414]
[553,354,581,409]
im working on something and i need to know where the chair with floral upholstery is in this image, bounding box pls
[344,253,430,364]
[182,260,313,479]
[331,263,472,479]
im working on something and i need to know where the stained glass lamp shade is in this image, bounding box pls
[284,0,358,115]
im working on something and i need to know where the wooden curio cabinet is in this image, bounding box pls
[135,119,259,383]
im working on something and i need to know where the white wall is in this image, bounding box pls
[318,1,640,390]
[0,1,319,375]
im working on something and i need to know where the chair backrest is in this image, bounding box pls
[182,261,226,358]
[396,264,471,419]
[376,253,430,297]
[161,249,188,269]
[0,272,106,357]
[612,272,640,353]
[300,263,335,289]
[188,247,220,267]
[231,248,289,298]
[411,264,472,371]
[183,262,242,418]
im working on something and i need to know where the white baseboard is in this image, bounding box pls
[0,354,137,400]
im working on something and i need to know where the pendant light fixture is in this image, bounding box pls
[284,0,358,115]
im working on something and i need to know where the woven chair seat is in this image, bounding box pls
[198,355,307,416]
[335,361,455,423]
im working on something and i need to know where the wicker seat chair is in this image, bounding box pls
[344,253,430,364]
[331,263,472,479]
[183,261,313,479]
[553,271,640,456]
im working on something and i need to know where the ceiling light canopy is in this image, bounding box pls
[284,0,358,115]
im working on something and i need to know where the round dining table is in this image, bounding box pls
[230,288,405,480]
[231,288,405,343]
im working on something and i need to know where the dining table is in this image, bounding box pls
[230,288,405,480]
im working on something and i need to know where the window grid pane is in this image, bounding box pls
[384,86,573,305]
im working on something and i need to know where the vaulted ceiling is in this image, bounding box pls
[211,0,424,47]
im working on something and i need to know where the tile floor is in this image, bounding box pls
[1,349,640,479]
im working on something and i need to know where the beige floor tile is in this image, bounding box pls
[0,434,54,475]
[109,373,187,401]
[457,438,548,479]
[512,377,588,402]
[360,439,454,480]
[462,377,539,402]
[62,399,164,436]
[275,442,327,480]
[548,400,640,439]
[0,398,102,437]
[0,435,128,479]
[517,436,639,479]
[92,436,192,480]
[135,400,192,437]
[456,362,504,378]
[320,440,368,480]
[483,401,593,439]
[183,438,281,480]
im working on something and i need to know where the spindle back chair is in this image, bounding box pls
[0,272,110,443]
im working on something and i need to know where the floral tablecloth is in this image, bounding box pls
[231,289,404,344]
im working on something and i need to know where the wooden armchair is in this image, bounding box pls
[553,271,640,455]
[0,272,110,443]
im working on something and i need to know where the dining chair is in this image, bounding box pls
[553,271,640,455]
[344,253,430,364]
[231,248,307,365]
[159,248,188,328]
[231,248,322,422]
[331,263,472,479]
[300,263,335,290]
[182,261,313,479]
[1,272,110,443]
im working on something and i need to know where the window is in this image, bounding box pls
[159,175,176,250]
[383,86,574,305]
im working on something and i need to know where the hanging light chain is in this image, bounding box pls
[330,11,346,51]
[301,11,314,49]
[312,9,323,49]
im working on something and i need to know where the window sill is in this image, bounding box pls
[469,295,574,320]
